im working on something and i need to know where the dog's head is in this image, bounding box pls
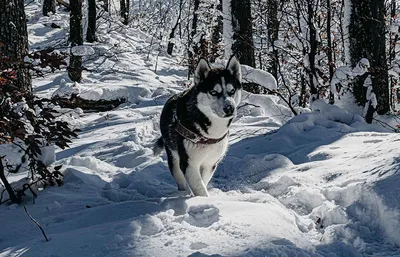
[194,56,242,119]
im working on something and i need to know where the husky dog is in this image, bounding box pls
[154,56,242,197]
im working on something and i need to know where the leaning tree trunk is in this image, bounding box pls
[0,0,31,92]
[43,0,56,16]
[231,0,255,67]
[0,159,20,204]
[68,0,83,82]
[86,0,97,42]
[349,0,389,115]
[267,0,279,80]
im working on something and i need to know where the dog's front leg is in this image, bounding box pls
[184,164,209,197]
[201,164,217,188]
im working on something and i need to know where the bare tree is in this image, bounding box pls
[86,0,97,42]
[267,0,279,79]
[43,0,56,16]
[327,0,335,104]
[231,0,255,67]
[187,0,200,76]
[389,0,399,110]
[68,0,83,82]
[120,0,129,25]
[167,0,184,55]
[349,0,389,115]
[210,0,223,62]
[102,0,109,11]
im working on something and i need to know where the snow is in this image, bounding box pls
[330,59,371,116]
[1,2,400,257]
[241,65,278,90]
[71,45,95,57]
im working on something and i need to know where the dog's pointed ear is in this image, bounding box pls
[194,58,211,85]
[226,55,241,83]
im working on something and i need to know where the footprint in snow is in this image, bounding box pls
[185,204,220,228]
[190,242,209,250]
[363,139,383,144]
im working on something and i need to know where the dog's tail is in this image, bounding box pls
[153,137,165,156]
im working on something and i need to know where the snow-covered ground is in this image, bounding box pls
[1,3,400,257]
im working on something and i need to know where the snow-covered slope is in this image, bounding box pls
[1,3,400,257]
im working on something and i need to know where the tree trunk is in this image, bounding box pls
[210,0,223,62]
[295,4,307,107]
[389,0,398,110]
[68,0,83,82]
[188,0,200,76]
[86,0,97,42]
[126,0,130,23]
[0,0,31,92]
[231,0,255,67]
[349,0,389,114]
[167,0,183,55]
[43,0,56,16]
[327,0,335,104]
[102,0,109,12]
[306,0,319,99]
[120,0,129,25]
[267,0,279,80]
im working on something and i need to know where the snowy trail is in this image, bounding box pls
[2,89,399,256]
[1,3,400,257]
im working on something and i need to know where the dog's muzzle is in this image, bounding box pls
[223,105,234,117]
[223,98,235,117]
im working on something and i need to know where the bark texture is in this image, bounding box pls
[86,0,97,42]
[68,0,83,82]
[231,0,255,67]
[0,0,31,91]
[43,0,56,16]
[349,0,389,114]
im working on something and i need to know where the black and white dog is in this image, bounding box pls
[154,56,242,196]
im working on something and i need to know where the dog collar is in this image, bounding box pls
[175,121,227,145]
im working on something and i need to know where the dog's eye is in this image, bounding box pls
[228,89,236,95]
[209,90,218,96]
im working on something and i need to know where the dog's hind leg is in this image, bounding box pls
[166,148,187,191]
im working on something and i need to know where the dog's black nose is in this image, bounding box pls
[223,105,234,116]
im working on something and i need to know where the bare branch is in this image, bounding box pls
[24,205,49,242]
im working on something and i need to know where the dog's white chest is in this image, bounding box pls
[184,138,228,166]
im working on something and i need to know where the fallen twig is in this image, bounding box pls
[24,205,49,242]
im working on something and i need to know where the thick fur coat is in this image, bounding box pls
[154,56,242,196]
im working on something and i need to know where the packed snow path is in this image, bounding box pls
[1,93,399,257]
